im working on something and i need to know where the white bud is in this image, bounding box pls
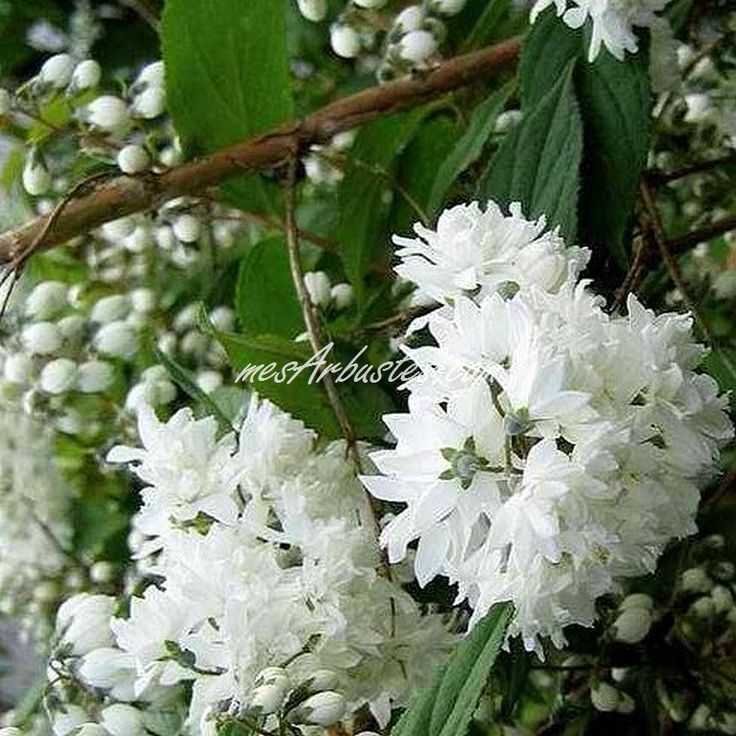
[255,666,291,689]
[0,88,11,115]
[21,321,62,355]
[101,217,136,241]
[180,329,209,355]
[689,596,716,619]
[23,156,52,196]
[125,378,176,411]
[174,303,199,332]
[304,270,331,306]
[58,315,85,341]
[26,280,68,318]
[394,6,425,33]
[90,295,131,324]
[173,214,201,243]
[330,282,353,309]
[196,370,223,394]
[398,30,438,64]
[134,61,165,89]
[39,54,75,88]
[94,321,138,360]
[89,561,115,584]
[157,331,177,355]
[100,704,144,736]
[86,96,130,132]
[131,86,166,119]
[297,0,328,22]
[4,353,35,384]
[355,733,382,736]
[613,607,652,644]
[353,0,388,7]
[711,585,734,613]
[209,306,234,332]
[130,288,156,313]
[250,683,288,715]
[56,593,115,656]
[591,682,621,713]
[304,669,339,692]
[610,667,628,683]
[40,358,78,394]
[429,0,467,15]
[70,60,101,91]
[684,93,711,124]
[295,691,346,726]
[681,567,712,593]
[330,24,362,59]
[0,727,22,735]
[620,593,654,611]
[77,360,115,393]
[117,145,150,174]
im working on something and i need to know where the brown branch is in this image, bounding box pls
[668,214,736,256]
[118,0,161,29]
[0,37,521,265]
[648,153,736,186]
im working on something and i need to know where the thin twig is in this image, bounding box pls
[611,233,648,313]
[118,0,161,29]
[283,154,385,546]
[701,467,736,515]
[638,180,713,342]
[0,37,521,263]
[668,214,736,256]
[648,153,736,186]
[358,304,436,335]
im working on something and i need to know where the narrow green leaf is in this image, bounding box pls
[427,82,514,216]
[479,62,582,241]
[155,348,235,434]
[337,109,427,299]
[577,39,652,268]
[235,236,303,339]
[391,603,513,736]
[161,0,293,213]
[460,0,514,52]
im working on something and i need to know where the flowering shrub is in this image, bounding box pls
[0,1,735,735]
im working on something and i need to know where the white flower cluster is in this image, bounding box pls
[47,399,453,734]
[362,200,733,651]
[0,411,72,638]
[531,0,673,61]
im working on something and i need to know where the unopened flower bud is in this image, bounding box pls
[429,0,467,15]
[712,562,735,582]
[134,61,165,89]
[681,567,712,594]
[591,682,621,713]
[23,156,51,196]
[330,24,362,59]
[0,727,22,735]
[394,6,425,33]
[130,288,155,314]
[94,321,138,360]
[711,585,734,613]
[689,596,715,619]
[613,607,652,644]
[353,0,388,7]
[91,295,130,324]
[173,214,201,243]
[330,283,353,309]
[250,683,288,715]
[86,96,130,132]
[294,691,346,726]
[304,669,339,692]
[39,54,75,88]
[58,315,85,341]
[209,306,234,332]
[702,534,725,550]
[620,593,653,611]
[100,704,144,736]
[26,281,68,319]
[77,361,115,393]
[70,60,101,91]
[21,321,62,355]
[76,724,109,736]
[304,271,331,306]
[196,370,223,394]
[56,593,115,655]
[254,666,290,690]
[297,0,328,22]
[398,30,438,64]
[131,86,166,119]
[4,353,34,384]
[40,358,78,394]
[89,561,115,584]
[117,145,150,174]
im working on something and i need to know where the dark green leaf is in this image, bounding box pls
[235,236,303,338]
[161,0,293,213]
[460,0,516,52]
[427,83,514,216]
[480,62,582,241]
[392,603,513,736]
[337,109,427,299]
[577,39,652,268]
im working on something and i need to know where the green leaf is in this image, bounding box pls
[155,348,235,434]
[479,62,582,241]
[235,236,303,338]
[577,39,651,268]
[161,0,293,213]
[519,8,580,108]
[427,82,514,216]
[337,109,427,299]
[460,0,516,52]
[392,603,513,736]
